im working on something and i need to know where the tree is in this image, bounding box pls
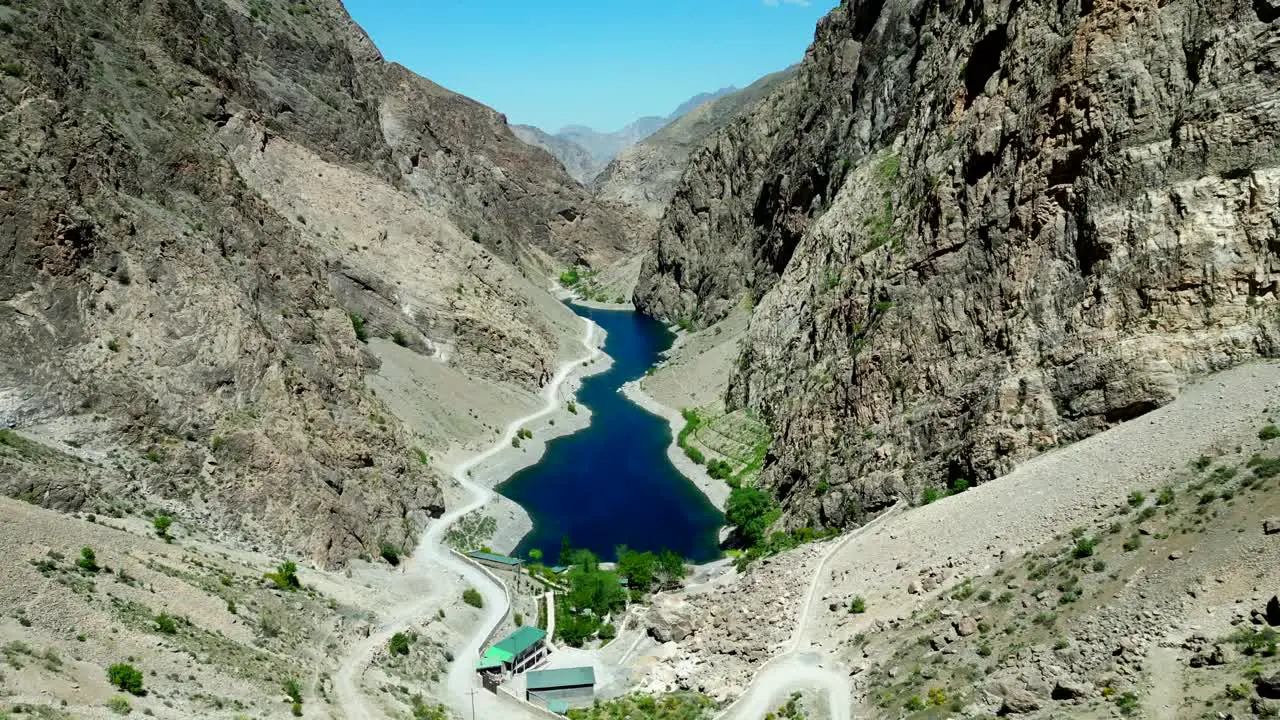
[77,547,99,573]
[107,663,144,695]
[528,548,543,564]
[558,535,574,566]
[265,561,300,591]
[657,550,687,587]
[726,486,779,548]
[615,547,657,594]
[380,542,401,566]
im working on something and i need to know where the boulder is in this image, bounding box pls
[1266,595,1280,627]
[999,687,1043,714]
[1264,518,1280,535]
[1257,672,1280,700]
[1050,678,1093,700]
[647,596,695,643]
[955,616,979,637]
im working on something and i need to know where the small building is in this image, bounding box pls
[525,666,596,709]
[466,550,524,572]
[475,626,548,681]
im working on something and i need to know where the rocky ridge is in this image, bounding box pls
[634,0,1280,530]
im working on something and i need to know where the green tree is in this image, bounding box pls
[77,547,99,572]
[657,550,687,588]
[107,663,144,695]
[528,548,543,564]
[265,561,301,591]
[615,547,657,594]
[726,486,779,548]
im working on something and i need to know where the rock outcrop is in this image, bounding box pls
[635,0,1280,528]
[0,0,633,565]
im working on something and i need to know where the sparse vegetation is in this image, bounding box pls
[152,515,172,539]
[106,696,133,715]
[462,587,483,608]
[349,313,369,343]
[388,632,412,656]
[1259,424,1280,440]
[565,692,715,720]
[849,596,867,614]
[379,542,401,566]
[153,613,177,634]
[77,547,99,573]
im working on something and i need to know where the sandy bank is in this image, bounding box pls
[621,379,730,512]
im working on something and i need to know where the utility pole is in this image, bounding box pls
[467,686,478,720]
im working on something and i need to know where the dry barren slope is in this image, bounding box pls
[0,0,629,567]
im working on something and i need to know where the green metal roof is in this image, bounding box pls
[467,551,523,566]
[548,700,569,714]
[526,666,596,690]
[475,656,504,670]
[483,626,546,663]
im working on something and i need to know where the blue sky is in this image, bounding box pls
[343,0,839,133]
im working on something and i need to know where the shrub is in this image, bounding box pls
[1127,491,1145,507]
[349,313,368,343]
[1260,424,1280,440]
[707,459,734,480]
[849,596,867,614]
[152,515,172,538]
[106,338,120,352]
[0,62,20,78]
[977,643,992,657]
[107,663,144,695]
[977,589,992,602]
[264,561,300,591]
[379,542,401,566]
[683,445,705,465]
[462,587,483,608]
[391,329,409,347]
[567,401,577,414]
[905,695,925,711]
[291,702,303,717]
[725,485,779,548]
[283,678,302,704]
[1156,487,1175,505]
[598,623,616,640]
[558,268,580,286]
[77,547,99,572]
[154,613,177,634]
[514,613,524,626]
[927,687,947,706]
[388,632,411,656]
[920,486,941,505]
[107,695,132,715]
[1115,692,1140,715]
[1123,535,1142,552]
[1073,537,1096,559]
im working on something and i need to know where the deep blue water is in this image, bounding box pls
[498,305,724,564]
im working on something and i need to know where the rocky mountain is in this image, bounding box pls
[513,87,745,185]
[594,68,797,221]
[0,0,634,566]
[511,123,602,184]
[635,0,1280,531]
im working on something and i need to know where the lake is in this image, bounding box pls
[498,305,724,563]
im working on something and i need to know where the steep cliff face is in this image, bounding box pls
[511,123,604,184]
[0,0,626,565]
[635,0,1280,528]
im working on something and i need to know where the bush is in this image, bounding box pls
[152,515,172,538]
[283,678,302,704]
[349,313,369,343]
[514,612,524,626]
[291,702,303,717]
[462,587,483,608]
[1123,535,1142,552]
[905,695,925,711]
[559,268,580,287]
[380,542,401,566]
[264,561,301,591]
[683,445,705,465]
[106,695,132,715]
[927,687,947,706]
[1127,490,1146,507]
[391,329,409,347]
[1260,424,1280,440]
[107,663,144,695]
[920,486,941,505]
[849,596,867,614]
[77,547,99,573]
[598,623,616,640]
[567,401,577,414]
[1073,537,1096,559]
[1156,487,1175,505]
[388,632,411,656]
[154,613,177,634]
[706,459,733,480]
[1115,692,1140,715]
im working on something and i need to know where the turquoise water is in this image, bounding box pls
[498,305,724,563]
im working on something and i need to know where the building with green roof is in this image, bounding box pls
[466,550,524,570]
[526,666,596,709]
[475,626,547,676]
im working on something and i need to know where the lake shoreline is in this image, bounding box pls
[620,379,731,512]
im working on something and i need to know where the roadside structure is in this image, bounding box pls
[475,626,549,688]
[526,666,596,710]
[467,550,525,572]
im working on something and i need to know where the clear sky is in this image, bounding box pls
[342,0,839,133]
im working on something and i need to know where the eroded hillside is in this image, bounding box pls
[0,0,635,566]
[634,0,1280,531]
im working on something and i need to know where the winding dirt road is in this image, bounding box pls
[333,318,602,720]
